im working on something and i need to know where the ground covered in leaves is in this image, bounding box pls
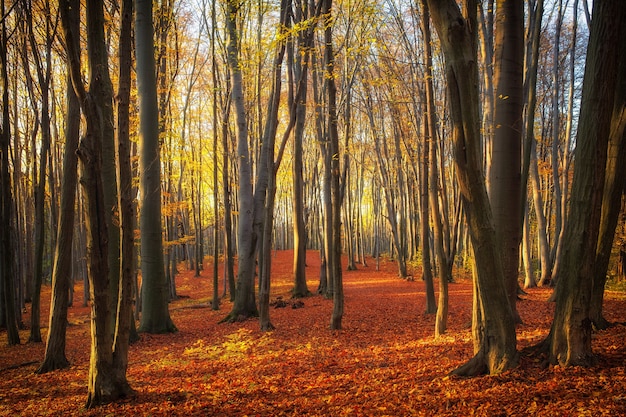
[1,250,625,416]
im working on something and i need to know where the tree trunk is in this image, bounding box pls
[136,0,176,334]
[23,0,54,343]
[549,0,564,279]
[419,2,436,314]
[422,0,449,335]
[589,15,626,330]
[222,0,259,322]
[37,69,80,373]
[490,0,523,324]
[291,0,313,298]
[546,0,623,367]
[0,0,19,345]
[324,0,343,330]
[522,204,536,289]
[427,0,518,376]
[114,0,139,361]
[60,0,135,405]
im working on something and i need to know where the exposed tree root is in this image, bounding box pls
[35,356,70,374]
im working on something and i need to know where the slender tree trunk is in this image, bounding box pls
[419,3,436,314]
[291,0,312,298]
[324,0,343,330]
[211,0,220,311]
[24,0,54,343]
[422,0,449,335]
[114,0,139,356]
[522,204,535,288]
[0,0,19,345]
[549,0,564,276]
[37,69,80,372]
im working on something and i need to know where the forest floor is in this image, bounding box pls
[1,250,625,416]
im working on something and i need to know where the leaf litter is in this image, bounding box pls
[0,250,624,416]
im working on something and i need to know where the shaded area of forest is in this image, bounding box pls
[1,251,625,416]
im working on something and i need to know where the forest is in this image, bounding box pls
[0,0,625,413]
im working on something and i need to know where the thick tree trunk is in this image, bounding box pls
[547,0,623,367]
[490,0,523,324]
[427,0,518,376]
[589,20,626,330]
[60,0,135,406]
[136,0,176,334]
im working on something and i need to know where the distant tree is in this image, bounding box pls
[136,0,176,334]
[427,0,518,376]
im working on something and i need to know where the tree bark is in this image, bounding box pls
[422,0,449,335]
[0,0,19,346]
[37,69,80,372]
[589,16,626,330]
[427,0,518,376]
[546,0,623,367]
[490,0,524,324]
[136,0,176,334]
[420,1,436,315]
[222,0,259,322]
[324,0,343,330]
[60,0,135,406]
[291,0,313,298]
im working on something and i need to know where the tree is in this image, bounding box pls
[419,0,436,315]
[490,0,524,323]
[115,0,139,350]
[421,0,449,336]
[136,0,176,334]
[21,0,55,344]
[323,0,343,330]
[589,22,626,330]
[545,0,624,367]
[426,0,518,376]
[0,0,19,346]
[59,0,134,406]
[222,0,260,322]
[291,0,313,299]
[37,0,81,371]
